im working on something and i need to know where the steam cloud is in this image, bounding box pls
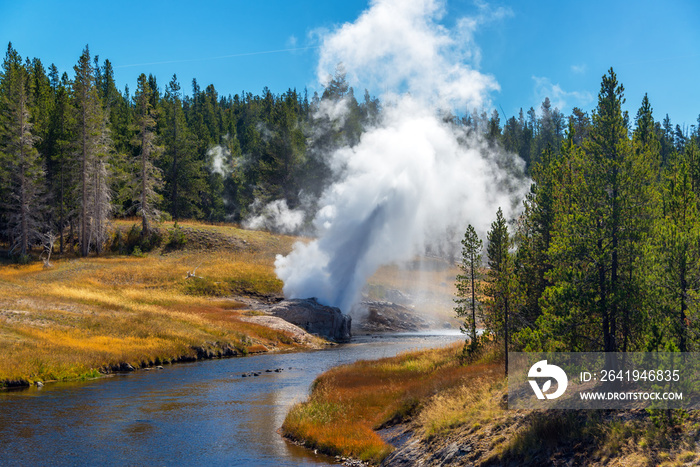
[274,0,529,312]
[207,144,232,176]
[244,199,305,234]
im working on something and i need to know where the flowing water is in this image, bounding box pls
[0,331,463,466]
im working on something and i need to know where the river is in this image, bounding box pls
[0,331,463,466]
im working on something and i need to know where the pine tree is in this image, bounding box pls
[483,207,517,375]
[634,94,657,151]
[73,45,108,256]
[652,153,700,351]
[46,70,76,253]
[160,74,204,221]
[686,141,700,197]
[454,224,482,352]
[132,73,162,235]
[515,145,556,327]
[532,69,656,352]
[0,44,44,257]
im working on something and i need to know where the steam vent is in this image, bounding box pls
[269,298,352,342]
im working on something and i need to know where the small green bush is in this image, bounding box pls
[15,253,31,265]
[110,229,126,254]
[165,227,188,250]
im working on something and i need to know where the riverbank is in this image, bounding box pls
[283,344,700,466]
[281,342,501,464]
[0,221,328,387]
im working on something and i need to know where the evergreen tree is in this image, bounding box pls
[73,45,108,256]
[160,74,204,221]
[529,69,656,352]
[570,107,590,145]
[651,153,700,351]
[45,71,76,253]
[634,94,657,151]
[659,114,674,166]
[515,145,557,327]
[486,109,501,146]
[454,224,482,352]
[686,141,700,197]
[132,73,162,235]
[0,44,44,257]
[484,208,517,375]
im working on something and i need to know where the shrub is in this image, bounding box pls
[165,227,188,250]
[141,229,163,252]
[110,229,126,254]
[115,224,164,254]
[15,253,31,265]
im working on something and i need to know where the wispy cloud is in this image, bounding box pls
[570,64,586,74]
[455,1,514,67]
[532,75,593,112]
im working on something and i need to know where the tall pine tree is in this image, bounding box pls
[132,73,162,235]
[454,224,482,352]
[0,44,44,257]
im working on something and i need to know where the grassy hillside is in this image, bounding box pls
[0,220,325,386]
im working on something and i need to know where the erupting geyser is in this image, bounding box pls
[274,0,529,313]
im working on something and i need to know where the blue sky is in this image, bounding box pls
[1,0,699,128]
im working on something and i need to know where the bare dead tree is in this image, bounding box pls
[186,261,203,279]
[87,117,113,255]
[40,231,58,268]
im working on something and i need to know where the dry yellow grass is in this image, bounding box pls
[282,343,501,464]
[0,221,321,386]
[283,336,700,466]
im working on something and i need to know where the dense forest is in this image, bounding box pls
[456,69,700,356]
[0,43,380,258]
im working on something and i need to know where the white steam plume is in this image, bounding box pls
[244,199,305,234]
[316,0,499,108]
[207,144,232,176]
[275,0,528,312]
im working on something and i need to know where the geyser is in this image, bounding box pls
[274,0,529,313]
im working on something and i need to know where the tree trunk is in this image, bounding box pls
[141,129,149,236]
[172,120,179,221]
[504,286,509,377]
[599,233,611,352]
[610,168,619,353]
[470,255,476,344]
[680,255,688,352]
[81,99,88,257]
[59,163,64,254]
[19,100,29,256]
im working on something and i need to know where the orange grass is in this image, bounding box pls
[0,221,320,385]
[282,343,501,464]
